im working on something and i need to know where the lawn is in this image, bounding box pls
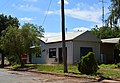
[98,64,120,79]
[25,64,79,73]
[13,63,120,79]
[25,64,92,78]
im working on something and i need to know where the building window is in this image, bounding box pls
[80,47,93,57]
[36,51,41,58]
[49,48,56,58]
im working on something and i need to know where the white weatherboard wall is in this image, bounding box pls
[46,41,73,64]
[72,31,101,64]
[66,41,73,64]
[73,41,100,64]
[32,41,48,64]
[32,41,73,64]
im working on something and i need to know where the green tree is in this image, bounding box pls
[92,0,120,39]
[0,23,44,67]
[0,14,19,67]
[91,25,120,39]
[107,0,120,27]
[0,14,19,35]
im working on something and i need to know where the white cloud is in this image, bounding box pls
[45,11,55,15]
[45,10,59,15]
[93,23,103,28]
[58,0,69,5]
[65,8,101,23]
[44,28,90,37]
[19,4,39,11]
[23,0,38,2]
[45,11,54,14]
[46,8,101,23]
[12,4,40,11]
[73,27,90,32]
[88,23,103,31]
[46,2,109,23]
[20,17,33,22]
[44,32,61,37]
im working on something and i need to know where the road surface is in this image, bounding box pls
[0,68,118,83]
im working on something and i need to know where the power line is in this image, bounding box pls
[0,0,13,13]
[0,0,25,15]
[41,0,52,27]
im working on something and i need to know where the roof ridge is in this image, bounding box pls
[42,31,87,43]
[45,31,86,38]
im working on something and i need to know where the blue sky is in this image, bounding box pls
[0,0,110,37]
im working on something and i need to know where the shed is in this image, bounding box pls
[101,38,120,63]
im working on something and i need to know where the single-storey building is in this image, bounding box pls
[32,31,101,64]
[101,38,120,63]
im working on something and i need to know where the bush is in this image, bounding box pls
[78,52,99,75]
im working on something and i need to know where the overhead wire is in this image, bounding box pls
[0,0,36,26]
[8,0,26,14]
[0,0,53,27]
[0,0,12,13]
[41,0,53,27]
[0,0,24,15]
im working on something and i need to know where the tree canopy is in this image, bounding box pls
[0,14,19,35]
[91,0,120,39]
[0,23,44,66]
[91,25,120,39]
[107,0,120,27]
[0,14,19,67]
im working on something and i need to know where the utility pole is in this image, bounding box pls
[61,0,68,73]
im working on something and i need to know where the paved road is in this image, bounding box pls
[0,69,98,83]
[0,69,119,83]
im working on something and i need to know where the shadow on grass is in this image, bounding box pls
[12,65,38,71]
[95,73,114,82]
[68,72,80,75]
[0,64,11,68]
[68,71,114,82]
[97,75,113,82]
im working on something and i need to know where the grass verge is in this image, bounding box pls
[98,64,120,79]
[11,63,120,79]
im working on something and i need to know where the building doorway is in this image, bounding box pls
[58,47,67,63]
[80,47,93,58]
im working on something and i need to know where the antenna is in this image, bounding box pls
[100,0,105,27]
[66,28,67,33]
[102,0,105,27]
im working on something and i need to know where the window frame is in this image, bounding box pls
[49,48,56,58]
[36,50,42,58]
[80,47,93,57]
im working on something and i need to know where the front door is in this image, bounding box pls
[58,47,67,63]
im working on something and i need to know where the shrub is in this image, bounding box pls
[78,52,99,75]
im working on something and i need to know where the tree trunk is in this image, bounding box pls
[18,54,24,67]
[1,53,4,68]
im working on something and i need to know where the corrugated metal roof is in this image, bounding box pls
[41,31,86,43]
[101,38,120,43]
